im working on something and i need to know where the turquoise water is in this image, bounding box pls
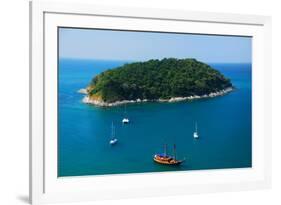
[58,59,252,177]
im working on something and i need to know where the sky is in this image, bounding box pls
[59,28,252,63]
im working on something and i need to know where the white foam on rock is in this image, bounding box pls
[80,87,234,107]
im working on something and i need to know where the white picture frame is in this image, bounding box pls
[30,1,272,204]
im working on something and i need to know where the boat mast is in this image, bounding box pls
[173,144,177,160]
[111,122,115,139]
[195,122,198,133]
[124,104,127,117]
[164,144,167,157]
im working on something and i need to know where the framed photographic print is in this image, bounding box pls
[30,1,272,204]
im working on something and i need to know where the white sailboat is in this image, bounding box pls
[109,122,118,145]
[193,122,199,139]
[122,104,130,124]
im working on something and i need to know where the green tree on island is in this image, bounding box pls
[86,58,232,103]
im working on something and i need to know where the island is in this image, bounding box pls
[80,58,234,106]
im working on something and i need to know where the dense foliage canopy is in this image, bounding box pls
[88,58,232,103]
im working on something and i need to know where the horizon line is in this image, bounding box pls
[58,57,252,64]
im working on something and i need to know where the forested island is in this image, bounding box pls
[80,58,233,106]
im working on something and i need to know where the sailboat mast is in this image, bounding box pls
[164,144,167,157]
[111,122,115,139]
[195,122,198,132]
[173,144,177,160]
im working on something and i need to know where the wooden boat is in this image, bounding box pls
[153,144,185,165]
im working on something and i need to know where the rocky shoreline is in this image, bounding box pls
[80,87,234,107]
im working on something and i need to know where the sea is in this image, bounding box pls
[58,58,252,177]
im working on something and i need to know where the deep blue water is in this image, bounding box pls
[58,58,252,177]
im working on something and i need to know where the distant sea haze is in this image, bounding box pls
[58,58,252,177]
[59,57,251,65]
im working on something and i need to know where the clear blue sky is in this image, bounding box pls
[59,28,252,63]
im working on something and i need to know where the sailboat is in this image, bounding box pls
[122,104,130,124]
[193,122,199,139]
[153,144,185,165]
[109,122,118,145]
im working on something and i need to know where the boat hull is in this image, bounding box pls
[153,155,184,165]
[109,139,118,145]
[122,118,129,124]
